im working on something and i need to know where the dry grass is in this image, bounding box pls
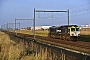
[0,31,25,60]
[80,31,90,35]
[0,31,49,60]
[0,31,11,44]
[10,30,49,36]
[0,31,11,60]
[20,54,45,60]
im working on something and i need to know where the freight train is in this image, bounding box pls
[48,25,80,41]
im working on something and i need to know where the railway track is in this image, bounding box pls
[8,32,90,53]
[15,33,90,49]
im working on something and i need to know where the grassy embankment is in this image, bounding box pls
[0,31,27,60]
[0,31,47,60]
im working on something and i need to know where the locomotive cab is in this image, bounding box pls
[69,26,80,39]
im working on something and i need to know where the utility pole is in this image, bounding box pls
[4,24,6,30]
[1,25,2,30]
[7,22,8,31]
[34,8,35,39]
[19,22,20,32]
[7,22,20,32]
[68,9,69,26]
[15,18,34,36]
[15,18,16,32]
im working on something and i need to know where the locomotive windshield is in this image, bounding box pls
[71,28,75,31]
[76,28,80,31]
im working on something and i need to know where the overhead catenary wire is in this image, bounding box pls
[38,3,90,18]
[45,0,69,9]
[37,10,68,19]
[45,0,90,12]
[35,2,90,26]
[70,11,90,18]
[69,3,90,10]
[37,6,90,20]
[70,6,90,14]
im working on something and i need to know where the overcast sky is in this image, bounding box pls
[0,0,90,28]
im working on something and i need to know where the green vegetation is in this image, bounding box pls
[79,35,90,42]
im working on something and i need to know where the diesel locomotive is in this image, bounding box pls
[48,25,80,41]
